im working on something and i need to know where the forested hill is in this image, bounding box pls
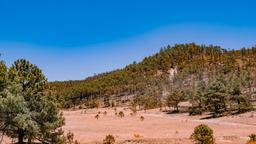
[49,43,256,108]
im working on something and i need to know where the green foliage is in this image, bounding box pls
[205,77,228,116]
[228,75,253,113]
[103,96,110,107]
[103,134,115,144]
[190,80,207,115]
[84,99,99,108]
[0,59,64,143]
[60,131,80,144]
[166,89,184,112]
[48,43,256,112]
[191,124,215,144]
[0,60,7,91]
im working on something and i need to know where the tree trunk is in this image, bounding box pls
[176,104,179,112]
[18,128,24,144]
[28,138,32,144]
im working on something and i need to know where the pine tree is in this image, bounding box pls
[166,89,184,112]
[0,59,65,144]
[0,60,7,91]
[229,76,252,113]
[205,77,228,117]
[190,80,207,115]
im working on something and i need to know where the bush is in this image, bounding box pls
[118,111,124,118]
[191,124,215,144]
[248,133,256,144]
[95,114,99,119]
[189,106,202,116]
[66,131,80,144]
[103,134,115,144]
[67,131,74,144]
[85,99,99,108]
[140,116,145,121]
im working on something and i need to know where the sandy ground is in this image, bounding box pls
[1,108,255,144]
[62,108,256,144]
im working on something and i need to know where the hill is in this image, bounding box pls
[50,43,256,112]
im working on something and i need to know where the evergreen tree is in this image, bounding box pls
[166,89,184,112]
[205,77,228,117]
[190,80,207,115]
[229,76,252,113]
[103,96,110,107]
[0,59,64,144]
[0,60,7,91]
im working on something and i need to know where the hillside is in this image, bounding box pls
[50,43,256,110]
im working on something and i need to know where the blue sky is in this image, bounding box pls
[0,0,256,81]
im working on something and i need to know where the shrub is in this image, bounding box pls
[140,116,145,121]
[191,124,215,144]
[103,96,110,107]
[67,131,74,144]
[103,134,115,144]
[134,134,142,138]
[248,133,256,144]
[66,131,80,144]
[74,140,80,144]
[189,106,202,116]
[85,99,99,108]
[103,111,107,115]
[95,114,99,119]
[118,111,124,118]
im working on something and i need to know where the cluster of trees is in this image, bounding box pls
[189,73,253,117]
[0,59,65,144]
[50,43,256,111]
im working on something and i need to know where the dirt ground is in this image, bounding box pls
[62,107,256,144]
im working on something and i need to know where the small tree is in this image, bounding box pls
[205,79,227,117]
[229,77,252,113]
[190,80,207,115]
[191,124,215,144]
[103,96,110,107]
[166,89,183,112]
[103,134,115,144]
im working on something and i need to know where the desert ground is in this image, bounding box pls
[62,107,256,144]
[1,107,255,144]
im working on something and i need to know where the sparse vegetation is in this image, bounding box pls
[118,111,125,118]
[140,116,145,121]
[50,43,256,118]
[103,134,115,144]
[66,131,80,144]
[248,134,256,144]
[95,114,99,119]
[1,43,256,143]
[104,96,110,107]
[134,134,142,138]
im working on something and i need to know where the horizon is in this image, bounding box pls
[1,0,256,81]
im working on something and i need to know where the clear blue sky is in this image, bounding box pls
[0,0,256,81]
